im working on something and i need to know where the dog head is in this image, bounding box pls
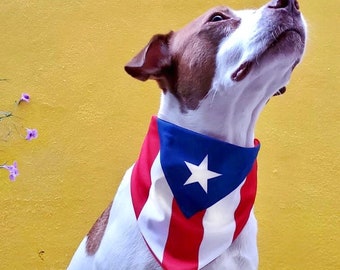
[125,0,306,110]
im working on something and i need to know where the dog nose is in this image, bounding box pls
[268,0,300,12]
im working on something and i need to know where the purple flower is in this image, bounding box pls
[1,161,19,181]
[18,93,30,104]
[25,128,38,140]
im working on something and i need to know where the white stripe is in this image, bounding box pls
[198,179,246,268]
[137,152,174,261]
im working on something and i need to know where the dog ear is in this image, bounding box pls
[124,32,173,82]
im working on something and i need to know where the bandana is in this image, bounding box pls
[131,116,260,270]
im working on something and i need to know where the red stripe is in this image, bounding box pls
[232,160,257,241]
[131,116,160,218]
[162,200,205,270]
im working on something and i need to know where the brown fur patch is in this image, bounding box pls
[169,7,240,109]
[86,202,113,255]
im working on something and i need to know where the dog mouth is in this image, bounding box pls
[231,28,305,82]
[273,86,286,96]
[231,61,253,82]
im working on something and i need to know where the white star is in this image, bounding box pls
[184,155,222,193]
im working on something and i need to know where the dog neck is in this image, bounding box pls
[158,87,267,148]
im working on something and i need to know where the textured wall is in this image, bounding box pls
[0,0,338,269]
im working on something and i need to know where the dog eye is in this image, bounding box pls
[209,13,228,22]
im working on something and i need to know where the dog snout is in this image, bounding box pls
[268,0,300,13]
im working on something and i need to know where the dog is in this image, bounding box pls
[67,0,307,269]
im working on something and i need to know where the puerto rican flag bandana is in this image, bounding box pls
[131,116,260,270]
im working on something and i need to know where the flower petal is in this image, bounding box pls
[1,161,19,181]
[20,93,30,102]
[25,128,38,140]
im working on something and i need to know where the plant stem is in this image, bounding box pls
[0,111,12,120]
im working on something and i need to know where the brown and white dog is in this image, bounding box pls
[68,0,307,269]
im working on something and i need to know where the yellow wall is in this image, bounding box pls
[0,0,338,269]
